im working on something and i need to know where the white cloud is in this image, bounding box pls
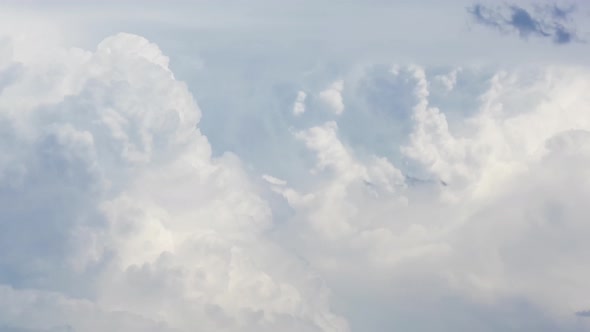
[3,4,590,331]
[0,32,348,332]
[264,64,590,329]
[292,90,307,116]
[262,174,287,186]
[319,80,344,115]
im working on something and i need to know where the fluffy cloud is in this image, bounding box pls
[264,63,590,330]
[3,11,590,332]
[0,33,347,332]
[319,80,344,115]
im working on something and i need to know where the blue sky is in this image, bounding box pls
[1,1,590,331]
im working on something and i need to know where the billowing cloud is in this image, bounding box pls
[468,3,581,44]
[3,3,590,332]
[0,32,347,332]
[264,64,590,330]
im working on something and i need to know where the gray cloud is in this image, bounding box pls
[468,3,580,44]
[576,310,590,317]
[550,4,576,21]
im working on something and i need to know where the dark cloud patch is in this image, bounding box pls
[576,310,590,317]
[467,3,581,45]
[509,5,551,38]
[554,24,573,44]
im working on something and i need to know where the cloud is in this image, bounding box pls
[0,32,348,332]
[468,3,581,44]
[319,80,344,115]
[547,3,577,22]
[262,174,287,186]
[292,91,307,116]
[3,5,590,332]
[262,63,590,330]
[0,285,176,332]
[434,67,461,92]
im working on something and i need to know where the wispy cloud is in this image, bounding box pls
[468,3,581,44]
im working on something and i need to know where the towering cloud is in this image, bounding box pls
[2,3,590,331]
[0,33,347,332]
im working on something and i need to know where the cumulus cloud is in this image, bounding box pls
[319,80,344,115]
[0,32,347,332]
[262,63,590,329]
[468,3,581,44]
[3,5,590,332]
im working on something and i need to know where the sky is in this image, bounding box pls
[1,1,590,331]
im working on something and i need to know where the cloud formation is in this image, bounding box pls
[0,32,347,332]
[266,63,590,330]
[468,3,581,44]
[2,5,590,331]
